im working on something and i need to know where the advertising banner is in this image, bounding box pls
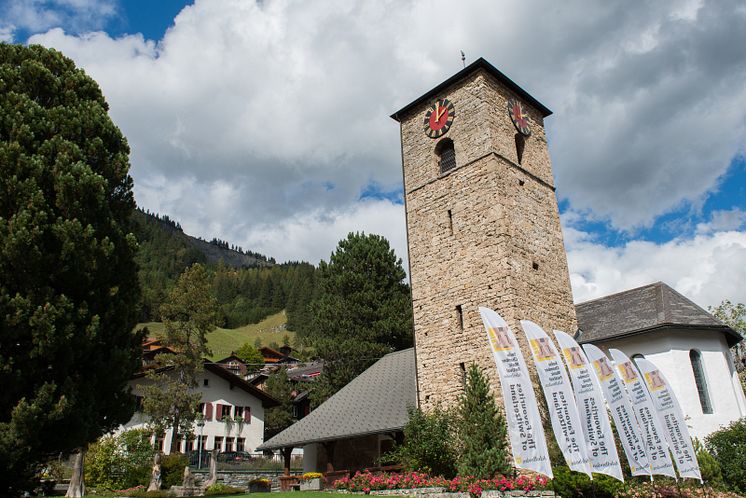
[609,349,676,478]
[553,331,624,481]
[478,307,552,478]
[634,358,702,481]
[582,344,651,477]
[609,349,676,479]
[521,320,592,477]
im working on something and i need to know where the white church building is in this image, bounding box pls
[575,281,746,440]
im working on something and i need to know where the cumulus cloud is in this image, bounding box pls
[696,208,746,234]
[16,0,746,290]
[567,230,746,308]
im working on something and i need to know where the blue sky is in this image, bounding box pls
[2,0,746,307]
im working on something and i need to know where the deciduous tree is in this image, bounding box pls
[141,263,218,452]
[0,44,141,494]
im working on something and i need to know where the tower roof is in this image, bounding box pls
[575,281,742,347]
[390,57,552,121]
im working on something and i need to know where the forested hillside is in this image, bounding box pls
[132,208,316,330]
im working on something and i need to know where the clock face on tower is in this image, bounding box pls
[508,98,531,136]
[423,99,455,138]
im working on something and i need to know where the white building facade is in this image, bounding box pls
[123,362,278,455]
[577,282,746,440]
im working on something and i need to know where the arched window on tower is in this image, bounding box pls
[690,350,713,414]
[515,133,526,164]
[436,138,456,174]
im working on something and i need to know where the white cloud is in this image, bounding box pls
[567,230,746,308]
[0,24,13,42]
[17,0,746,275]
[696,208,746,234]
[3,0,116,34]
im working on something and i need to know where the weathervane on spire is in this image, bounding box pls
[460,50,466,68]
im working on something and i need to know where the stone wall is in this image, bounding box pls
[397,67,577,411]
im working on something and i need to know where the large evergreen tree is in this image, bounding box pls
[456,364,511,479]
[0,44,142,493]
[307,232,413,405]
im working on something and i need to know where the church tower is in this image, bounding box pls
[391,58,576,410]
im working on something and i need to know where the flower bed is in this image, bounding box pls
[333,471,550,497]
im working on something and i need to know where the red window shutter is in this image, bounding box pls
[216,404,223,421]
[205,403,213,421]
[244,406,251,422]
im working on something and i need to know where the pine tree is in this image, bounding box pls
[264,368,296,438]
[307,232,413,405]
[456,363,511,478]
[0,44,141,493]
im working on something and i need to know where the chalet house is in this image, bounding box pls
[260,345,299,364]
[122,345,279,455]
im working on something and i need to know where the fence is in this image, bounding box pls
[188,451,303,471]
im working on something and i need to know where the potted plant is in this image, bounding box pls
[248,477,271,493]
[300,472,324,491]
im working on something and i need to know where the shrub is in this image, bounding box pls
[382,406,457,478]
[455,364,510,479]
[159,453,189,489]
[86,429,155,490]
[706,417,746,493]
[550,466,622,498]
[693,438,723,488]
[204,483,243,495]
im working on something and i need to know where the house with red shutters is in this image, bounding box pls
[123,356,278,455]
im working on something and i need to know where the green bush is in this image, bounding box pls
[159,453,189,489]
[693,438,723,488]
[125,490,175,498]
[381,406,457,478]
[706,417,746,493]
[85,429,155,490]
[550,466,622,498]
[204,483,244,495]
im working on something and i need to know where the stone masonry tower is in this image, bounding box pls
[391,58,576,410]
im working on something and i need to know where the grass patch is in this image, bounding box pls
[136,310,294,360]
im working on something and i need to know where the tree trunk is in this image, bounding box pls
[66,449,85,498]
[170,414,181,454]
[148,452,162,492]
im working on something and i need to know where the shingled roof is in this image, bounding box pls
[258,348,416,450]
[575,281,742,347]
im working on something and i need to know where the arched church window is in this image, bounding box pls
[690,350,713,414]
[436,138,456,174]
[515,133,525,164]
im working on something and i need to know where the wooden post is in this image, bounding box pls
[281,447,293,476]
[323,441,336,473]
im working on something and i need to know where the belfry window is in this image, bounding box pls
[436,138,456,174]
[690,350,713,414]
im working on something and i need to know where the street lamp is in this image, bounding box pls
[197,417,206,470]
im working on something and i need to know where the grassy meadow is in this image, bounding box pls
[137,310,294,360]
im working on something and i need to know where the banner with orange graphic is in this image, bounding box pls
[553,331,624,481]
[521,320,592,477]
[634,358,702,481]
[478,307,552,478]
[609,349,676,478]
[582,344,651,477]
